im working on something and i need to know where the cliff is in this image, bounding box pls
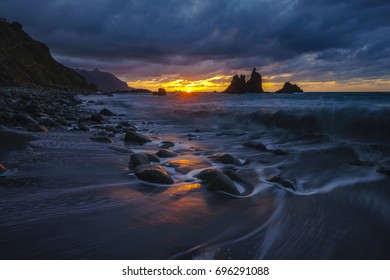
[75,68,132,92]
[0,19,95,90]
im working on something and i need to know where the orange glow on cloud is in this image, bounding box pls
[127,75,390,93]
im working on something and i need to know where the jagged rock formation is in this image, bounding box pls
[223,68,264,94]
[275,82,303,93]
[0,19,95,90]
[75,68,132,92]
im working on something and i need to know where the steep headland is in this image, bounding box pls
[75,68,132,92]
[0,19,95,90]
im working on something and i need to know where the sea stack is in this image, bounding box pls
[153,88,167,96]
[223,68,264,94]
[275,82,303,93]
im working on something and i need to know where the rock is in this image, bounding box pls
[13,113,38,125]
[223,68,264,94]
[145,153,161,163]
[270,149,289,156]
[26,123,47,132]
[134,164,174,184]
[246,68,264,93]
[244,141,268,151]
[90,136,112,143]
[25,103,44,114]
[153,88,167,96]
[130,153,150,168]
[124,131,151,144]
[90,113,104,123]
[275,82,303,93]
[214,154,242,166]
[269,176,296,190]
[100,108,115,116]
[156,149,178,158]
[196,168,240,195]
[159,141,175,149]
[0,163,7,174]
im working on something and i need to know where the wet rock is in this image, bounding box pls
[130,153,150,168]
[90,136,112,143]
[13,113,38,125]
[0,164,7,174]
[77,123,90,131]
[214,154,242,166]
[377,168,390,177]
[145,153,161,163]
[100,108,115,116]
[124,131,151,144]
[26,123,47,132]
[25,103,44,114]
[270,149,289,156]
[159,141,175,149]
[196,168,240,195]
[269,176,296,190]
[244,141,268,151]
[90,113,104,123]
[134,164,174,184]
[156,149,178,158]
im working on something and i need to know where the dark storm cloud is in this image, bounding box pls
[1,0,389,83]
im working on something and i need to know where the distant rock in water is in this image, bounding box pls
[0,19,95,90]
[275,82,303,93]
[223,68,264,94]
[153,88,167,96]
[75,68,132,92]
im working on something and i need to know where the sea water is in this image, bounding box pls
[1,92,389,259]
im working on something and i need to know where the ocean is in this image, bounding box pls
[1,92,390,259]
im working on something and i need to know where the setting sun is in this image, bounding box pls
[186,88,191,93]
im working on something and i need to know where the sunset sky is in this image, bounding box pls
[1,0,390,92]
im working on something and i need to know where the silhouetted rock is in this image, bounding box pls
[246,68,264,93]
[213,154,242,166]
[134,164,174,184]
[153,88,167,96]
[0,19,95,90]
[75,68,131,92]
[223,68,264,94]
[275,82,303,93]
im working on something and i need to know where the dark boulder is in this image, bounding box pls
[145,153,161,163]
[134,164,174,184]
[100,108,115,116]
[124,131,151,144]
[196,168,240,195]
[90,136,112,143]
[159,141,175,149]
[130,153,150,168]
[223,74,246,94]
[213,154,242,166]
[275,82,303,93]
[244,141,268,151]
[156,149,178,158]
[269,176,296,190]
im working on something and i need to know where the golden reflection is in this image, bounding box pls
[174,183,201,192]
